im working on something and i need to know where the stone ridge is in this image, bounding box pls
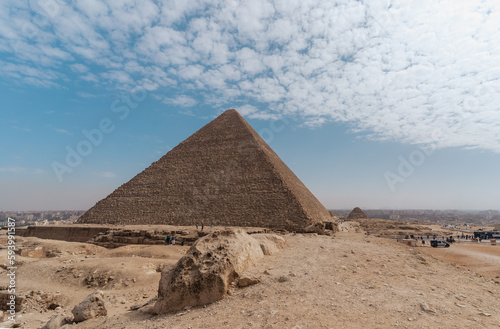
[231,111,332,226]
[77,109,332,231]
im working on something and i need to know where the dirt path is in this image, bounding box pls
[418,242,500,280]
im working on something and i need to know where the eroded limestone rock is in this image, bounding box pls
[72,290,107,322]
[152,229,269,314]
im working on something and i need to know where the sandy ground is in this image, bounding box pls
[0,237,189,328]
[2,227,499,329]
[419,241,500,280]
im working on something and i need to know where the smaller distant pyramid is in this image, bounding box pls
[347,207,367,219]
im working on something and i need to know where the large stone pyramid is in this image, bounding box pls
[78,109,332,231]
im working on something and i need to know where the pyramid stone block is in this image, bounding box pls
[77,109,332,231]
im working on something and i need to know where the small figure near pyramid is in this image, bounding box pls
[347,207,368,219]
[78,109,332,231]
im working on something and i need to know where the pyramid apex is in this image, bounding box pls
[212,109,249,127]
[220,108,241,117]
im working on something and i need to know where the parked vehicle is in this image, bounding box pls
[474,231,500,239]
[430,240,450,248]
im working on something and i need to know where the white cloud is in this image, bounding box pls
[177,64,205,80]
[75,0,109,18]
[53,128,73,135]
[76,91,97,98]
[0,166,45,174]
[0,60,61,87]
[71,63,89,73]
[81,73,99,83]
[236,47,265,76]
[93,171,117,178]
[237,104,279,120]
[1,0,500,153]
[163,95,198,107]
[0,166,25,173]
[101,70,132,84]
[11,126,31,132]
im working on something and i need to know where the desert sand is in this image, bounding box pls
[419,241,500,280]
[1,222,499,328]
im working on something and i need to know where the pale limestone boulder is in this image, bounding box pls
[152,229,264,314]
[237,276,260,287]
[42,314,72,329]
[252,234,287,255]
[19,246,46,258]
[71,290,107,322]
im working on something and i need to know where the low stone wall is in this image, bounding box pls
[89,229,205,248]
[18,225,204,248]
[20,226,111,243]
[19,225,272,248]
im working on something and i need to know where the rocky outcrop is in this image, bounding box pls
[0,292,24,312]
[252,234,287,255]
[72,291,107,322]
[323,221,337,231]
[21,226,110,243]
[24,290,66,311]
[303,222,326,234]
[152,229,284,314]
[22,225,205,247]
[18,246,46,258]
[237,276,261,287]
[42,314,72,329]
[89,228,199,248]
[347,207,368,219]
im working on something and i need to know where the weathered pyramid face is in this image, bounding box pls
[78,109,332,231]
[347,207,368,219]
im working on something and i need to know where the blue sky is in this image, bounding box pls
[1,0,499,211]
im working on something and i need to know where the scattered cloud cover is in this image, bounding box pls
[0,166,25,173]
[238,104,280,120]
[76,91,98,98]
[92,171,117,178]
[0,166,44,174]
[163,95,198,107]
[1,0,499,152]
[53,128,73,135]
[11,126,31,132]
